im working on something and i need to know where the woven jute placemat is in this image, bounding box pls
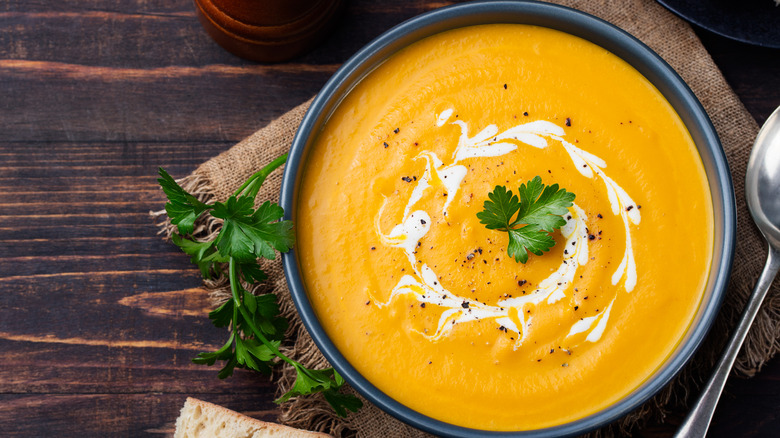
[156,0,776,436]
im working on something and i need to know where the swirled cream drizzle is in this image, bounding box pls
[374,109,640,349]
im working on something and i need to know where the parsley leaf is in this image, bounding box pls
[516,176,576,231]
[207,299,234,328]
[477,176,575,263]
[171,234,226,279]
[237,260,268,284]
[478,185,520,230]
[159,153,361,418]
[323,386,364,418]
[158,168,211,235]
[212,197,295,261]
[506,224,557,263]
[277,365,362,417]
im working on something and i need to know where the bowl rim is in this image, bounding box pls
[280,1,736,436]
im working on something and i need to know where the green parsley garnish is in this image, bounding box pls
[477,176,575,263]
[158,154,362,418]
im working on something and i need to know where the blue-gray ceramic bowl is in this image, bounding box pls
[280,1,735,436]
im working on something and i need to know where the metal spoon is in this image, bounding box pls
[676,105,780,438]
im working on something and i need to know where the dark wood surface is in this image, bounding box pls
[1,1,778,436]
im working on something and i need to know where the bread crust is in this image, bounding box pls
[174,397,332,438]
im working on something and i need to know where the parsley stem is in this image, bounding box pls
[233,153,289,200]
[228,257,296,367]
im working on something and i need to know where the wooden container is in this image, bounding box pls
[193,0,343,62]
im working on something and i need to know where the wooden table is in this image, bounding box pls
[1,1,778,436]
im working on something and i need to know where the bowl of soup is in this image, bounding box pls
[280,2,735,436]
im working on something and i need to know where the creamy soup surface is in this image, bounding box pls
[296,24,713,431]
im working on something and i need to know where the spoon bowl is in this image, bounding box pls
[676,105,780,437]
[747,107,780,246]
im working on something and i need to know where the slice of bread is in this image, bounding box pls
[174,397,332,438]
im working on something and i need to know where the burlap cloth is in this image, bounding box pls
[157,0,778,436]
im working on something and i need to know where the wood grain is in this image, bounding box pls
[1,0,778,436]
[0,393,279,436]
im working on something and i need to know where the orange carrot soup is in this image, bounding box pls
[296,24,713,431]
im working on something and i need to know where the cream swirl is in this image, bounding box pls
[373,109,640,348]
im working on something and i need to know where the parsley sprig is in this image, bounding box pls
[158,154,362,417]
[477,176,575,263]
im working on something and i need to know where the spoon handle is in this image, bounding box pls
[675,245,780,438]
